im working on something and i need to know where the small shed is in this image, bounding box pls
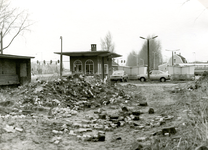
[0,54,34,86]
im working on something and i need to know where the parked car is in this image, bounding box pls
[137,70,171,82]
[110,70,128,82]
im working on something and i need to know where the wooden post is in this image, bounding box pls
[102,57,104,80]
[1,32,3,54]
[60,36,63,78]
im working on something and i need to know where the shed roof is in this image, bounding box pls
[54,51,122,58]
[0,54,34,59]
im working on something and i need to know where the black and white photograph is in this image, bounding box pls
[0,0,208,149]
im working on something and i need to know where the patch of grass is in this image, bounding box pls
[146,82,208,150]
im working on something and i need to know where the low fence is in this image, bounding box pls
[168,65,195,80]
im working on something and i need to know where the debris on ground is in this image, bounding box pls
[0,75,183,149]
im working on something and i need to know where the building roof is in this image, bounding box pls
[54,51,122,58]
[0,54,34,59]
[177,54,187,63]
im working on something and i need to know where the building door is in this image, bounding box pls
[73,60,82,73]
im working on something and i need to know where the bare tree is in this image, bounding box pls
[100,31,115,52]
[0,0,32,54]
[126,50,138,66]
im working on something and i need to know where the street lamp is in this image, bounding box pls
[140,36,158,81]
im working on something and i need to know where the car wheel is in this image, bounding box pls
[125,78,128,82]
[160,77,166,82]
[120,78,124,82]
[140,77,145,82]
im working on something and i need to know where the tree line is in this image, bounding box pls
[126,35,163,69]
[100,32,163,69]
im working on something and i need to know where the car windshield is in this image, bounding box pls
[112,71,124,76]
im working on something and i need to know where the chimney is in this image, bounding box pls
[91,44,96,51]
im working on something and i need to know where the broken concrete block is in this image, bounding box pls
[52,130,59,134]
[121,106,128,112]
[133,116,140,121]
[162,126,176,135]
[109,115,119,120]
[3,125,15,133]
[69,130,76,136]
[98,134,105,141]
[99,114,106,119]
[132,111,141,116]
[139,101,148,106]
[137,137,147,142]
[148,108,154,114]
[82,135,92,141]
[15,127,23,132]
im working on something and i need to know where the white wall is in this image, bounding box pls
[167,54,183,65]
[168,65,195,80]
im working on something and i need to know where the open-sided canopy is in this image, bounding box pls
[54,51,122,58]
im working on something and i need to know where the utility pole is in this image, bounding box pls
[1,32,3,54]
[166,49,180,79]
[60,36,63,78]
[165,49,180,66]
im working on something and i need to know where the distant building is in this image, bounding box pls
[54,44,122,79]
[167,52,187,66]
[159,52,187,72]
[115,58,126,66]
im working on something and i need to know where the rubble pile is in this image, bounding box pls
[6,75,132,112]
[46,106,176,143]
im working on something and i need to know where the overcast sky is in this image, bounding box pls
[5,0,208,63]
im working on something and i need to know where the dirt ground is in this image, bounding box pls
[0,78,194,150]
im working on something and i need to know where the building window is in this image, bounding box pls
[104,64,108,74]
[85,59,94,74]
[73,60,82,73]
